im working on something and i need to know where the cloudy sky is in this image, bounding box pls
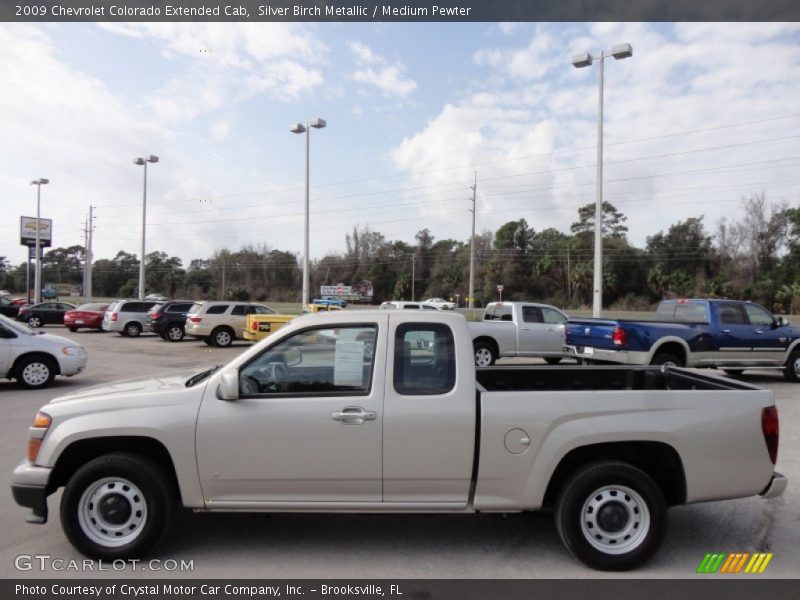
[1,21,799,267]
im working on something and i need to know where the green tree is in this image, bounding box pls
[570,201,628,239]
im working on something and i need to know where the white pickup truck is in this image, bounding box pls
[12,311,785,570]
[470,301,569,366]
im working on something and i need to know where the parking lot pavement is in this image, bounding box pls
[0,326,797,578]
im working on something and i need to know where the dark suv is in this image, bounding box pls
[147,300,195,341]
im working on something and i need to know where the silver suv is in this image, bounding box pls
[185,301,276,347]
[102,300,162,337]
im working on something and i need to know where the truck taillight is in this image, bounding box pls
[612,326,627,346]
[762,406,779,465]
[251,321,258,331]
[110,312,118,322]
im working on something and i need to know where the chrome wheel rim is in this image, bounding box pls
[28,317,41,327]
[167,327,183,341]
[125,324,140,336]
[21,362,50,386]
[580,485,650,555]
[78,477,147,548]
[793,358,800,377]
[475,348,493,367]
[216,331,232,346]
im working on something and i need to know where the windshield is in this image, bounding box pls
[185,365,222,387]
[0,313,36,335]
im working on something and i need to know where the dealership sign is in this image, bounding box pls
[20,216,53,247]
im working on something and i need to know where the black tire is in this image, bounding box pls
[474,341,497,367]
[68,327,78,333]
[60,453,175,560]
[555,460,667,571]
[723,369,744,377]
[27,315,43,328]
[123,322,142,337]
[203,337,214,346]
[545,357,562,365]
[164,324,184,342]
[15,355,57,389]
[211,326,235,348]
[783,349,800,382]
[650,353,682,367]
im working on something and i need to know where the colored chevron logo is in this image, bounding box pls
[696,552,774,574]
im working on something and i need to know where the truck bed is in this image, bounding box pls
[476,365,758,392]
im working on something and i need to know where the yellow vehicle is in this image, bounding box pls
[242,313,295,342]
[303,303,344,314]
[243,305,343,342]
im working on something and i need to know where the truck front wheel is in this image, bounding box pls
[60,453,175,560]
[555,460,667,571]
[474,342,496,367]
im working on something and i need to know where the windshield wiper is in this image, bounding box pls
[186,365,222,387]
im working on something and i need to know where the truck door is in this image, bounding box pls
[382,316,476,505]
[517,305,545,356]
[715,302,753,364]
[743,303,787,365]
[195,318,386,504]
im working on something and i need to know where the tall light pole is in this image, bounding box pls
[133,155,158,300]
[30,178,49,304]
[468,172,477,309]
[291,118,326,307]
[572,42,632,317]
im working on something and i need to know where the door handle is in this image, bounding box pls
[721,329,731,334]
[754,329,764,334]
[331,406,376,425]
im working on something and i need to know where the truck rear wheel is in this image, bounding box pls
[474,342,496,367]
[783,349,800,382]
[555,460,667,571]
[60,453,174,560]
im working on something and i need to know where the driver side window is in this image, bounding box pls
[239,325,377,397]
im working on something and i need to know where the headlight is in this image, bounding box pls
[28,412,51,463]
[61,346,85,356]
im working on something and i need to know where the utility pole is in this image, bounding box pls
[468,172,477,309]
[566,244,572,305]
[82,218,89,302]
[87,205,94,302]
[220,260,226,300]
[411,254,415,301]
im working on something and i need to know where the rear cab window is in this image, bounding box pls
[484,304,513,321]
[393,323,456,395]
[655,301,709,323]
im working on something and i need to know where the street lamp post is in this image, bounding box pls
[30,178,49,304]
[572,43,632,318]
[291,118,326,307]
[133,155,159,301]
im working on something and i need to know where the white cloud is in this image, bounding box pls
[396,23,800,246]
[347,40,417,98]
[210,120,232,142]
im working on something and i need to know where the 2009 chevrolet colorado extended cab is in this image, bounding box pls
[565,299,800,381]
[12,311,785,570]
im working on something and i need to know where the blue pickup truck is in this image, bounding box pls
[564,299,800,382]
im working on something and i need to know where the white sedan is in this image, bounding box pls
[421,297,456,310]
[0,314,87,388]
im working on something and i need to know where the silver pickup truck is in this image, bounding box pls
[470,301,568,366]
[12,311,785,570]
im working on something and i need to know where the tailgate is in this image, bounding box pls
[565,318,620,351]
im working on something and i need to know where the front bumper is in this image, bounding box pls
[58,349,88,377]
[760,472,787,499]
[11,461,53,524]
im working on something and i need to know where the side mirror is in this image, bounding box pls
[216,370,240,401]
[776,316,788,327]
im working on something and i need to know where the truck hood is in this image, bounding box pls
[47,368,208,404]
